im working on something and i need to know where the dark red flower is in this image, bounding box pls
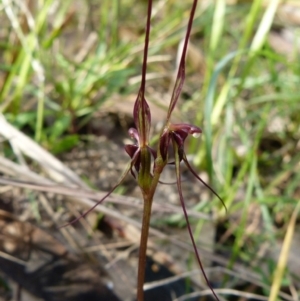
[125,127,156,178]
[159,123,202,161]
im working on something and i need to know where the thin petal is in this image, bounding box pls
[172,140,220,301]
[166,0,198,120]
[167,67,185,120]
[158,180,177,185]
[59,162,132,228]
[182,153,227,211]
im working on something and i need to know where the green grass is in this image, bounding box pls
[1,0,300,300]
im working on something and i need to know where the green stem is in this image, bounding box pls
[136,192,153,301]
[136,153,166,301]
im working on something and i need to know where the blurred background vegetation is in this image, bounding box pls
[1,0,300,300]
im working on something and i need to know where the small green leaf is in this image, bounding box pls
[49,114,71,140]
[50,135,79,154]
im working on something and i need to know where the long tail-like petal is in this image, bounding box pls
[59,162,132,228]
[166,0,198,120]
[182,153,227,211]
[172,140,220,301]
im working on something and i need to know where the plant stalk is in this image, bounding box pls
[136,192,153,301]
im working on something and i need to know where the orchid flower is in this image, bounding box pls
[65,1,224,300]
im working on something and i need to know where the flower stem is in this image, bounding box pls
[136,156,165,301]
[136,192,153,301]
